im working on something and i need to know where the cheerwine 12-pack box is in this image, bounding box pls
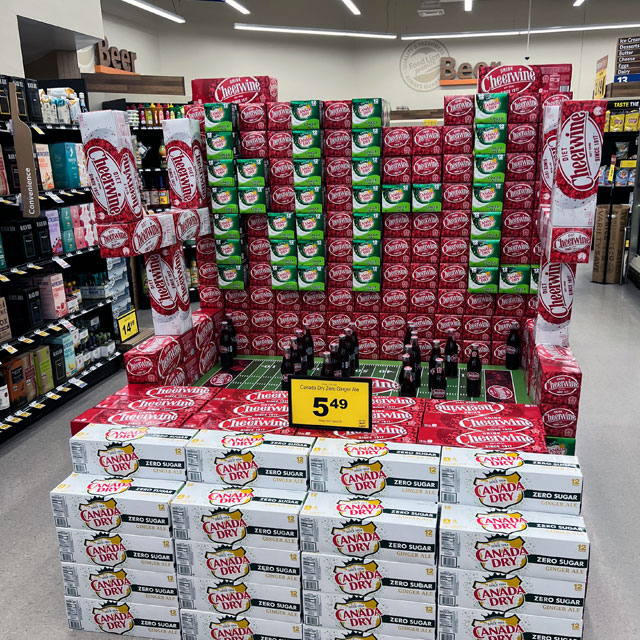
[308,438,439,500]
[301,552,436,602]
[439,447,583,514]
[114,384,217,403]
[299,492,438,564]
[181,613,302,640]
[97,214,176,258]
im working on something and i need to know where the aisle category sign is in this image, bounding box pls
[289,377,372,432]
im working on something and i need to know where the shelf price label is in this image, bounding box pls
[289,377,372,432]
[118,308,139,342]
[1,343,18,354]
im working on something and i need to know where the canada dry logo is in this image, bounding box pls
[80,497,122,532]
[400,40,450,92]
[334,561,383,596]
[87,478,133,496]
[475,452,524,470]
[202,510,248,545]
[207,583,251,615]
[476,511,528,533]
[337,499,384,519]
[474,472,525,508]
[471,614,524,640]
[473,576,526,613]
[97,443,139,478]
[215,451,259,487]
[85,534,128,568]
[335,598,383,631]
[209,619,253,640]
[475,536,529,573]
[90,568,132,601]
[105,427,149,442]
[332,522,381,558]
[205,548,251,581]
[340,461,388,496]
[92,602,135,635]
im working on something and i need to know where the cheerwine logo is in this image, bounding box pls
[438,289,464,308]
[474,576,527,613]
[507,154,536,175]
[475,536,529,573]
[553,231,590,254]
[233,403,287,417]
[446,96,473,117]
[381,315,405,332]
[433,401,503,415]
[503,210,531,230]
[335,598,382,632]
[330,264,352,281]
[384,264,408,282]
[356,292,380,306]
[444,127,472,146]
[381,339,404,356]
[461,415,533,433]
[373,409,411,424]
[97,443,139,477]
[358,338,377,356]
[479,64,536,93]
[107,410,178,426]
[85,534,127,568]
[414,263,438,281]
[131,217,162,254]
[240,104,264,123]
[242,132,266,152]
[543,407,576,427]
[100,226,128,250]
[197,236,216,255]
[384,214,410,231]
[277,312,299,329]
[251,311,274,329]
[126,355,153,377]
[327,158,351,178]
[329,212,352,231]
[327,130,351,150]
[277,290,299,306]
[252,335,275,351]
[333,522,381,557]
[384,128,410,148]
[414,127,441,148]
[200,287,223,306]
[146,254,178,312]
[465,317,490,335]
[249,238,270,256]
[446,155,472,175]
[250,263,271,281]
[384,157,410,176]
[80,497,122,532]
[207,584,251,615]
[167,142,198,202]
[215,451,259,487]
[544,374,579,395]
[384,239,409,256]
[218,417,287,432]
[87,478,132,496]
[269,132,292,152]
[330,239,353,257]
[413,156,439,176]
[330,313,352,331]
[497,295,523,313]
[326,102,351,122]
[92,603,135,635]
[511,94,538,115]
[412,289,435,307]
[505,183,533,202]
[90,569,132,601]
[474,472,525,508]
[437,316,460,333]
[413,238,438,257]
[467,293,494,311]
[269,102,291,124]
[245,390,287,403]
[409,315,433,333]
[146,386,210,400]
[442,238,467,257]
[509,124,536,146]
[334,560,383,596]
[247,214,268,232]
[355,314,378,332]
[206,548,250,581]
[215,76,261,103]
[539,263,574,319]
[202,509,248,545]
[383,290,407,307]
[444,184,469,203]
[476,511,528,533]
[341,461,387,496]
[302,312,325,331]
[251,288,273,306]
[177,209,200,241]
[329,186,352,205]
[503,239,529,257]
[471,614,524,640]
[271,160,293,180]
[209,619,254,640]
[370,378,400,394]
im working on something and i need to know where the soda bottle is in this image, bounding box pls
[304,325,315,372]
[403,321,415,348]
[505,323,521,370]
[444,329,458,378]
[226,316,238,357]
[338,334,350,379]
[398,353,412,384]
[330,343,342,378]
[320,351,333,377]
[219,321,234,369]
[431,357,447,400]
[344,328,355,376]
[295,329,308,375]
[428,339,442,391]
[410,333,422,388]
[281,346,294,391]
[349,323,360,371]
[399,366,417,398]
[466,343,482,398]
[291,337,303,377]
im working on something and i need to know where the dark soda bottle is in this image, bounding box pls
[295,329,309,374]
[320,351,333,377]
[399,366,417,398]
[291,337,303,378]
[398,353,412,384]
[219,321,234,369]
[410,333,422,388]
[344,328,355,376]
[349,323,360,371]
[505,323,521,370]
[338,334,350,379]
[403,321,415,349]
[466,343,482,398]
[431,357,447,400]
[428,339,442,391]
[226,316,238,357]
[281,346,294,391]
[444,329,458,378]
[304,325,315,372]
[330,343,342,378]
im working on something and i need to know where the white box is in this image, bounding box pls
[61,563,179,606]
[437,606,583,640]
[70,425,198,481]
[170,484,305,548]
[302,592,436,640]
[299,492,438,565]
[51,473,184,537]
[64,596,180,637]
[439,448,583,515]
[309,438,440,500]
[177,577,301,622]
[301,552,436,603]
[181,612,302,640]
[438,567,585,620]
[56,528,175,572]
[185,432,314,490]
[175,540,301,586]
[439,504,589,581]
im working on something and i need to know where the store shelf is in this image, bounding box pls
[139,167,168,173]
[0,187,92,207]
[131,125,163,131]
[603,131,640,138]
[0,246,100,279]
[0,121,80,135]
[599,184,635,190]
[0,352,122,444]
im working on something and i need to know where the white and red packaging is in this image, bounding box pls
[412,212,441,238]
[411,263,439,290]
[250,286,275,310]
[302,290,327,313]
[443,154,473,183]
[507,123,538,153]
[492,316,519,342]
[440,237,469,263]
[437,289,466,316]
[327,311,353,335]
[325,157,351,186]
[496,293,526,317]
[382,237,410,265]
[276,290,301,312]
[269,158,294,186]
[412,155,442,184]
[534,262,575,347]
[238,102,267,131]
[249,262,272,287]
[327,237,353,264]
[467,292,495,316]
[462,340,491,364]
[443,183,471,210]
[540,91,573,111]
[441,210,471,238]
[240,131,268,158]
[439,263,467,290]
[379,337,405,361]
[477,64,572,95]
[124,336,183,384]
[327,210,353,238]
[411,238,440,265]
[301,311,326,336]
[383,212,412,239]
[378,312,405,338]
[323,100,352,129]
[271,185,296,212]
[193,309,221,351]
[506,152,537,182]
[97,214,176,258]
[192,76,278,104]
[444,95,474,125]
[410,289,437,314]
[435,314,463,340]
[224,288,249,309]
[382,126,412,156]
[351,292,379,315]
[173,208,211,242]
[324,129,352,158]
[328,289,354,313]
[251,309,276,334]
[500,236,531,264]
[353,312,380,338]
[412,126,443,155]
[327,263,352,288]
[199,285,223,309]
[502,209,533,237]
[268,130,293,158]
[326,185,353,213]
[504,181,535,210]
[267,101,292,130]
[508,92,540,123]
[250,333,277,356]
[407,313,435,340]
[382,156,411,184]
[245,213,268,237]
[382,263,410,290]
[540,404,579,438]
[491,342,506,366]
[247,237,271,263]
[443,126,473,155]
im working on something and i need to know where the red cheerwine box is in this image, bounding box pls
[506,153,536,182]
[412,155,442,184]
[268,131,293,158]
[302,290,327,312]
[354,291,381,313]
[248,237,271,263]
[407,313,435,340]
[327,311,353,335]
[540,404,578,439]
[536,345,582,407]
[412,126,443,155]
[325,157,352,185]
[186,412,295,435]
[267,101,292,131]
[443,95,474,125]
[504,181,535,210]
[250,333,277,356]
[226,309,250,333]
[269,158,294,186]
[240,131,268,158]
[327,288,354,313]
[246,213,268,237]
[383,263,410,290]
[192,76,278,104]
[412,212,441,238]
[324,129,352,158]
[491,341,507,366]
[502,209,533,237]
[443,126,473,154]
[435,314,463,340]
[438,263,467,290]
[467,292,495,316]
[507,123,538,153]
[115,384,216,402]
[437,289,466,316]
[443,183,472,210]
[441,210,471,238]
[492,316,520,342]
[500,236,531,264]
[300,311,326,336]
[276,290,301,312]
[411,238,440,265]
[224,288,249,309]
[382,127,412,157]
[275,310,300,333]
[327,210,353,238]
[495,293,526,317]
[236,333,251,355]
[323,101,352,129]
[199,286,224,309]
[192,310,222,354]
[443,154,473,183]
[358,336,379,360]
[270,185,295,212]
[508,93,540,123]
[379,337,405,361]
[384,213,412,239]
[311,335,327,356]
[462,340,491,365]
[327,263,353,288]
[250,286,275,310]
[250,309,276,334]
[327,237,353,263]
[296,424,417,444]
[462,315,492,343]
[440,237,469,264]
[326,185,353,212]
[383,237,411,265]
[379,313,406,338]
[410,289,437,314]
[249,262,272,287]
[539,91,573,110]
[70,408,191,436]
[124,336,183,385]
[526,293,537,317]
[382,156,411,184]
[411,263,439,290]
[382,289,409,314]
[353,312,380,338]
[238,103,267,131]
[198,261,218,287]
[96,395,203,413]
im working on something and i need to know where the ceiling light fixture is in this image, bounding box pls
[339,0,362,16]
[121,0,185,23]
[573,0,586,6]
[225,0,250,15]
[235,23,396,39]
[464,0,473,11]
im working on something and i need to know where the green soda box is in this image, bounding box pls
[469,238,501,267]
[268,212,296,240]
[291,100,322,130]
[352,98,390,129]
[205,131,235,160]
[475,93,509,124]
[472,183,504,212]
[296,212,325,240]
[352,129,382,158]
[468,266,498,294]
[293,159,322,187]
[204,103,236,132]
[546,437,576,456]
[353,239,381,266]
[213,213,241,240]
[352,157,381,186]
[270,239,297,266]
[215,238,244,265]
[353,185,381,213]
[499,264,531,293]
[210,187,239,213]
[470,211,502,240]
[412,184,443,213]
[218,264,245,290]
[474,124,507,154]
[238,186,268,214]
[292,130,322,159]
[353,266,381,292]
[236,158,267,187]
[353,211,382,240]
[271,265,298,291]
[297,239,325,267]
[473,154,506,183]
[530,264,540,294]
[295,186,323,213]
[208,159,236,187]
[382,184,411,213]
[298,265,325,291]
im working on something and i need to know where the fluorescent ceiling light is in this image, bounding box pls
[235,23,396,39]
[340,0,362,15]
[402,21,640,40]
[573,0,586,6]
[464,0,473,11]
[121,0,185,23]
[226,0,250,14]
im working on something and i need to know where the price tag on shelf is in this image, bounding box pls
[289,377,372,432]
[10,268,27,275]
[0,424,9,431]
[621,160,637,168]
[29,401,45,410]
[1,343,18,354]
[52,256,71,268]
[607,164,616,182]
[0,274,9,283]
[31,124,44,135]
[0,198,13,204]
[38,195,47,201]
[26,263,43,270]
[423,119,438,126]
[59,191,73,197]
[17,336,34,345]
[47,192,64,204]
[69,377,88,389]
[48,324,62,332]
[34,329,49,337]
[46,392,61,401]
[57,386,71,393]
[6,415,22,424]
[15,410,31,418]
[118,308,139,342]
[60,319,76,332]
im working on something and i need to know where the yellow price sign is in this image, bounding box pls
[118,308,139,342]
[289,377,372,432]
[607,164,616,183]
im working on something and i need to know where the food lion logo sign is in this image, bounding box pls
[334,560,383,596]
[475,536,529,573]
[473,575,526,613]
[92,602,135,635]
[205,548,250,581]
[400,40,450,92]
[335,598,383,631]
[474,472,525,508]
